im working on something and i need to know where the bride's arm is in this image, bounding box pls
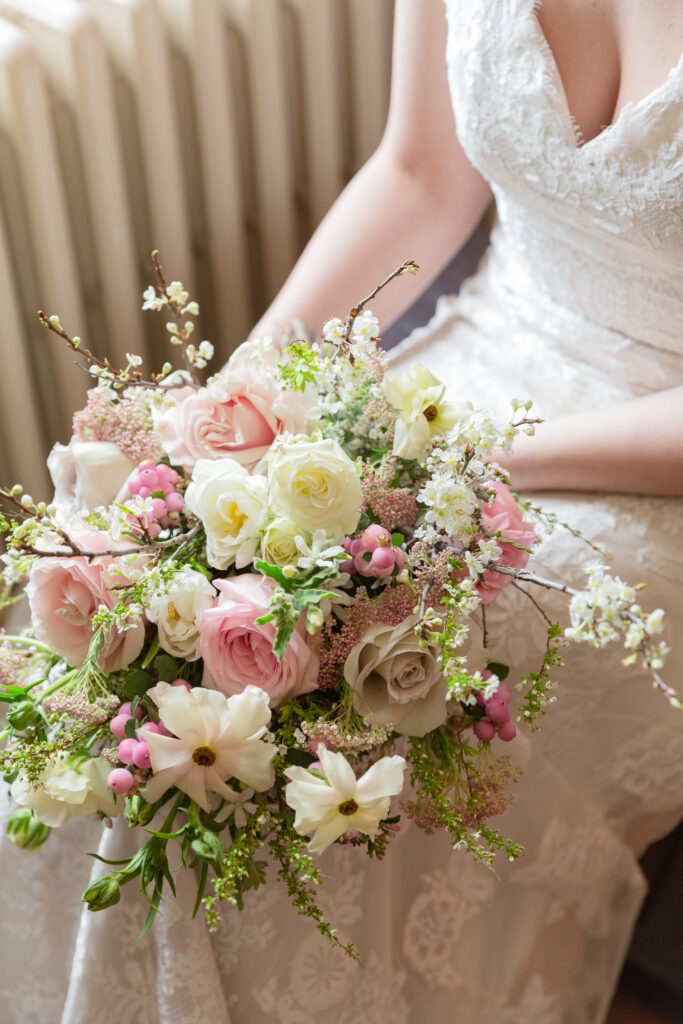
[249,0,491,338]
[500,385,683,496]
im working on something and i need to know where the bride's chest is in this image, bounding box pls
[443,0,683,248]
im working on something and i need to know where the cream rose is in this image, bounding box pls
[47,439,137,522]
[344,615,448,736]
[268,438,362,539]
[383,364,472,460]
[11,757,120,827]
[260,517,305,568]
[144,566,216,660]
[184,458,268,569]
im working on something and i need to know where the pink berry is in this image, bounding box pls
[107,768,135,794]
[498,720,517,742]
[119,701,143,721]
[343,536,353,554]
[474,721,496,742]
[393,547,406,570]
[349,538,364,557]
[308,760,323,772]
[167,468,179,484]
[481,668,492,681]
[165,491,184,513]
[373,562,395,579]
[171,679,192,691]
[496,683,512,704]
[127,473,143,495]
[139,722,164,735]
[139,468,159,487]
[149,497,167,519]
[138,486,151,499]
[361,524,392,551]
[132,740,152,770]
[109,714,130,739]
[370,546,396,572]
[353,551,374,576]
[308,738,329,754]
[147,522,162,539]
[117,738,138,764]
[340,559,354,574]
[138,460,155,470]
[485,699,510,724]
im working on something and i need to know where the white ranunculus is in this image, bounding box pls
[268,437,362,540]
[142,683,277,812]
[184,457,268,569]
[383,364,472,460]
[47,440,136,522]
[260,517,305,568]
[285,746,406,855]
[11,757,120,827]
[344,614,448,736]
[144,566,216,660]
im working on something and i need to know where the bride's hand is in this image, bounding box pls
[497,385,683,497]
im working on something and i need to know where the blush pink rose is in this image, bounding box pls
[27,557,144,672]
[154,339,317,473]
[477,481,536,605]
[197,573,319,706]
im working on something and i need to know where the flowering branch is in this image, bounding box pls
[341,258,419,347]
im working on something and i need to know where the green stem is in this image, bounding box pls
[0,635,57,658]
[37,669,79,703]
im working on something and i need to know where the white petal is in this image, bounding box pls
[318,748,357,799]
[355,755,406,803]
[308,814,349,855]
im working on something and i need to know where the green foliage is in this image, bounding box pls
[518,621,566,726]
[277,342,322,391]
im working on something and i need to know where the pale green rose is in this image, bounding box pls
[383,363,472,459]
[268,438,362,540]
[261,517,306,568]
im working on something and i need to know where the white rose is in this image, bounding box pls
[383,363,472,459]
[268,438,362,539]
[185,458,268,569]
[47,440,136,522]
[11,757,120,827]
[144,566,216,660]
[261,517,306,568]
[344,615,448,736]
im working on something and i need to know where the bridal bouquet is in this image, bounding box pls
[0,256,675,953]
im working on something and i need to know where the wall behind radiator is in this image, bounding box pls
[0,0,394,497]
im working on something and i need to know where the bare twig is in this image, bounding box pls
[341,259,419,346]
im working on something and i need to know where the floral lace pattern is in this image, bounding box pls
[1,2,682,1022]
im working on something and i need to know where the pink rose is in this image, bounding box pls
[198,573,319,706]
[155,339,317,473]
[27,557,144,672]
[477,481,536,604]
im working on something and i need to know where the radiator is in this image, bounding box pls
[0,0,394,497]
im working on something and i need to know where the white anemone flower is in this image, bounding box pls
[284,746,406,854]
[143,683,277,812]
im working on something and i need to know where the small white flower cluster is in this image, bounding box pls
[418,472,479,543]
[463,537,503,579]
[567,562,668,668]
[321,310,379,345]
[94,495,155,541]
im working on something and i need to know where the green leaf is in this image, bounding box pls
[124,716,138,740]
[254,560,294,592]
[123,669,154,700]
[273,623,295,660]
[155,654,178,682]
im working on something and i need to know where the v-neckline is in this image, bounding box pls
[527,0,683,152]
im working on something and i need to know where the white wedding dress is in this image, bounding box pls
[1,1,682,1021]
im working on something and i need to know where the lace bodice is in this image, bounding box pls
[444,0,683,356]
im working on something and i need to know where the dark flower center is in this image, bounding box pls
[192,745,216,766]
[423,404,439,422]
[337,799,359,817]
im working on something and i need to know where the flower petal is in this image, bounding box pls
[355,755,406,803]
[318,747,357,799]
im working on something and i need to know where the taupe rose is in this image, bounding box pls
[344,615,447,737]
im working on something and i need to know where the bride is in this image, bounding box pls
[1,1,682,1021]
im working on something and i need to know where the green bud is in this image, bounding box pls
[125,794,157,827]
[82,874,121,911]
[6,807,51,851]
[191,830,224,864]
[8,699,41,730]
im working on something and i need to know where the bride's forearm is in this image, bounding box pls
[499,386,683,496]
[249,148,490,339]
